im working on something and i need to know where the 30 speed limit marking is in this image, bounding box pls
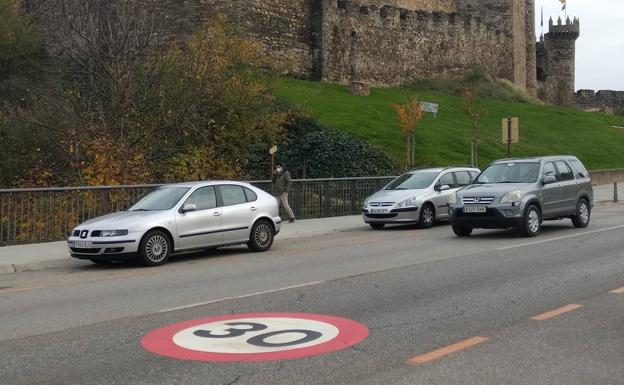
[141,313,369,362]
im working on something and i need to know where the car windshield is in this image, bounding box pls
[129,187,190,211]
[476,162,539,184]
[385,172,438,190]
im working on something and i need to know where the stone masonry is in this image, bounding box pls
[26,0,587,106]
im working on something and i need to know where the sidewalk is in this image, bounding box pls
[0,215,366,274]
[0,184,619,275]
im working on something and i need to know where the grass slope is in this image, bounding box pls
[275,78,624,170]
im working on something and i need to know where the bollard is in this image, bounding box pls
[614,182,619,203]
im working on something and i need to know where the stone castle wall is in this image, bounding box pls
[321,1,512,85]
[367,0,456,12]
[25,0,543,99]
[575,90,624,115]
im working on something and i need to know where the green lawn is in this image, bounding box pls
[274,78,624,170]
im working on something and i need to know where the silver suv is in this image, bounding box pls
[363,167,480,229]
[449,156,593,237]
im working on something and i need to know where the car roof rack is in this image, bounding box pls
[408,165,478,172]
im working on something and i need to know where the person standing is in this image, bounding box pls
[272,163,296,223]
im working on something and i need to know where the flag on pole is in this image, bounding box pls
[559,0,567,11]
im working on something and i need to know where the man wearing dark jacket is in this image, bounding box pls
[272,163,296,223]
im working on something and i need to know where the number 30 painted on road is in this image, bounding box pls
[142,313,369,362]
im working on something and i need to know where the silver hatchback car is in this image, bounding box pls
[363,167,481,229]
[68,181,281,266]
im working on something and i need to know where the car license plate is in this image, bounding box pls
[370,209,389,214]
[71,241,93,248]
[464,206,487,214]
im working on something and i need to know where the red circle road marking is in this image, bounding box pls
[141,313,369,362]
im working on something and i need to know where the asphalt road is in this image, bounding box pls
[1,204,624,385]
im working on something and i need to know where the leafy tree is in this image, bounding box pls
[392,97,423,170]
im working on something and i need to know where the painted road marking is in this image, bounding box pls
[158,281,323,313]
[408,337,489,364]
[142,313,369,362]
[609,287,624,294]
[497,224,624,251]
[531,304,583,321]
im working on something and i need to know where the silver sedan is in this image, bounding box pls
[67,181,281,266]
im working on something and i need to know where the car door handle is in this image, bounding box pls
[250,206,258,211]
[213,212,222,217]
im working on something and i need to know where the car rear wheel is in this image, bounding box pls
[520,205,541,237]
[248,219,274,252]
[419,203,435,229]
[452,224,473,237]
[571,199,590,228]
[138,230,171,267]
[369,223,385,230]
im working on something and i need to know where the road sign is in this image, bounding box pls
[141,313,369,362]
[269,146,278,155]
[420,102,439,117]
[502,118,519,144]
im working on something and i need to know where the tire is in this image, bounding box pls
[520,205,541,238]
[369,223,385,230]
[571,199,591,228]
[452,224,473,237]
[419,203,435,229]
[138,230,172,267]
[248,220,275,252]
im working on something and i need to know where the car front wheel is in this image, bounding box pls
[520,205,541,237]
[452,224,473,237]
[571,199,591,228]
[138,230,172,267]
[419,203,435,229]
[248,220,274,252]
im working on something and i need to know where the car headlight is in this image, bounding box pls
[396,197,419,208]
[449,193,457,205]
[501,190,524,204]
[99,230,129,237]
[363,198,370,208]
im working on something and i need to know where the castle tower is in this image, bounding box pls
[536,16,580,106]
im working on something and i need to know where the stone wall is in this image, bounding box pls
[321,0,512,85]
[575,90,624,115]
[367,0,456,12]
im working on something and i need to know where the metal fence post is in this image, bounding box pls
[323,181,331,217]
[614,182,619,203]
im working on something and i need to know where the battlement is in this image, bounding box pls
[575,89,624,115]
[332,0,505,37]
[546,16,580,39]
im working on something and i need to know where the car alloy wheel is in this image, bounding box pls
[248,220,274,252]
[572,199,591,228]
[139,230,172,267]
[521,205,541,237]
[419,204,435,229]
[146,235,169,263]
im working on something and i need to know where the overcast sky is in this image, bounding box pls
[535,0,624,91]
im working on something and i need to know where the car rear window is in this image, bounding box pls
[569,159,589,178]
[220,185,248,206]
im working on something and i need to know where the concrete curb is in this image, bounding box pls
[0,216,366,275]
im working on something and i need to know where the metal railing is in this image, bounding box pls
[0,177,394,246]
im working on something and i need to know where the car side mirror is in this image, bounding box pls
[542,175,557,185]
[437,184,450,192]
[180,203,197,213]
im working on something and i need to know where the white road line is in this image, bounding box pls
[496,224,624,251]
[158,281,324,313]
